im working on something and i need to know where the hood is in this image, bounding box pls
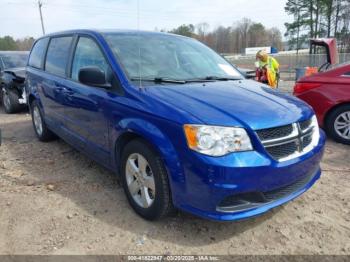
[145,80,313,130]
[4,67,26,80]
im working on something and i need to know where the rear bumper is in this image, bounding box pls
[174,130,326,221]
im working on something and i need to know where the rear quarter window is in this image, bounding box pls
[28,38,49,69]
[45,36,73,77]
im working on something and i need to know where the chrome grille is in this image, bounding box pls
[265,141,298,160]
[256,124,293,141]
[302,134,313,148]
[300,119,312,131]
[256,118,316,161]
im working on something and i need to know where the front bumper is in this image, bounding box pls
[174,130,326,221]
[18,88,27,104]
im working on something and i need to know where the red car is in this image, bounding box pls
[294,62,350,144]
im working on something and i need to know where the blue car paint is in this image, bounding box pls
[26,29,325,221]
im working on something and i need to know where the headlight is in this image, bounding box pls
[310,115,320,146]
[184,125,253,156]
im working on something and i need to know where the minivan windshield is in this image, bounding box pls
[104,33,243,82]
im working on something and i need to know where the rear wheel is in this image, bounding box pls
[30,100,56,142]
[326,105,350,144]
[121,139,175,220]
[2,89,21,114]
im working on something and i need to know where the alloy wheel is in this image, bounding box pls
[334,111,350,140]
[33,106,43,136]
[125,153,156,208]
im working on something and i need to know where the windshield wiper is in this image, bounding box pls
[185,76,243,82]
[130,76,242,84]
[130,77,186,84]
[203,76,242,81]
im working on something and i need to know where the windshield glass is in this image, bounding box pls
[1,54,28,69]
[104,33,243,81]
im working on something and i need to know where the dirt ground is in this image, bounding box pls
[0,106,349,255]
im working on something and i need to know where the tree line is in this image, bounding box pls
[0,36,35,51]
[168,19,283,54]
[1,21,282,55]
[285,0,350,52]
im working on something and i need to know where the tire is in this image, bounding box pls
[30,100,56,142]
[121,139,175,220]
[2,89,22,114]
[325,104,350,145]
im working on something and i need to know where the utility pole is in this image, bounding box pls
[38,0,45,35]
[296,7,300,56]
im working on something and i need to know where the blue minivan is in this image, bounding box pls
[26,30,325,221]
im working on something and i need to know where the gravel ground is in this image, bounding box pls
[0,100,349,255]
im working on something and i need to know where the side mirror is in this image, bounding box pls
[78,66,110,88]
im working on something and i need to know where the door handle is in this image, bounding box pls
[54,82,65,92]
[57,86,74,95]
[63,87,74,96]
[56,86,64,92]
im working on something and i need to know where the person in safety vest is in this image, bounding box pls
[255,50,280,88]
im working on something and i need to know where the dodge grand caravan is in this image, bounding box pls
[26,30,325,221]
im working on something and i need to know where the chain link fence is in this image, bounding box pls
[226,53,350,81]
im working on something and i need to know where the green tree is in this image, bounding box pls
[169,24,196,37]
[285,0,310,51]
[285,0,350,51]
[0,36,17,50]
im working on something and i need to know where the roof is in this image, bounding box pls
[35,29,185,41]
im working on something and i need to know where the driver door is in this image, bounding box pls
[63,36,112,164]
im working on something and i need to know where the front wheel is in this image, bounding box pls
[121,139,175,220]
[326,105,350,144]
[30,100,56,142]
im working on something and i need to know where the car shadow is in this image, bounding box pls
[1,110,281,247]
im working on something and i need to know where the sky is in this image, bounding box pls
[0,0,292,39]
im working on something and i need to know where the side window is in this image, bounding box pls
[343,72,350,76]
[71,37,110,82]
[45,37,73,77]
[28,38,49,69]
